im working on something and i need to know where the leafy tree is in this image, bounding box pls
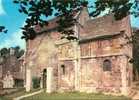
[13,0,88,40]
[0,46,24,59]
[0,48,9,57]
[14,46,24,58]
[12,0,139,64]
[90,0,138,20]
[12,0,139,41]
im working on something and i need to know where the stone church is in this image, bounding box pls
[25,7,133,96]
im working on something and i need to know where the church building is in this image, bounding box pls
[25,7,133,96]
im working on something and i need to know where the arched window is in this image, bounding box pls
[61,65,65,75]
[103,59,111,71]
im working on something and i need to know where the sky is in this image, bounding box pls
[0,0,139,50]
[0,0,26,49]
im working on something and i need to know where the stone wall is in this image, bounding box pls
[0,65,2,78]
[58,60,75,91]
[79,15,131,39]
[3,71,14,88]
[79,35,132,95]
[25,33,60,91]
[80,36,122,57]
[2,55,21,79]
[25,10,132,95]
[26,34,58,77]
[79,56,122,93]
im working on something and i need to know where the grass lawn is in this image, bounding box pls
[22,92,131,100]
[0,96,8,100]
[0,88,41,100]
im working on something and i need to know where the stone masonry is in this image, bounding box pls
[25,7,133,96]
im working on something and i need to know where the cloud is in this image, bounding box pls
[0,0,6,15]
[0,30,26,49]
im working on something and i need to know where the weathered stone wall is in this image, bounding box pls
[25,32,60,91]
[57,42,75,91]
[26,32,60,76]
[58,60,75,91]
[57,42,75,60]
[79,56,122,93]
[79,34,132,95]
[79,15,131,38]
[0,65,2,78]
[80,36,122,57]
[25,10,132,95]
[2,55,22,79]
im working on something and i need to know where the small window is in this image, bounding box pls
[61,65,65,75]
[103,59,111,71]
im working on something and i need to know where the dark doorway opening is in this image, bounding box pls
[43,69,47,89]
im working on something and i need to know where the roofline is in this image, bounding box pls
[79,31,124,43]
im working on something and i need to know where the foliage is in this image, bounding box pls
[14,46,24,58]
[0,0,138,38]
[12,0,139,40]
[12,0,139,73]
[0,48,9,57]
[90,0,137,20]
[0,46,24,58]
[0,46,24,65]
[0,26,7,33]
[13,0,88,40]
[32,77,40,89]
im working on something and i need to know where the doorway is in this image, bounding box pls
[42,69,47,89]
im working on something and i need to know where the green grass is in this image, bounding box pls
[22,92,131,100]
[0,88,41,100]
[0,96,8,100]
